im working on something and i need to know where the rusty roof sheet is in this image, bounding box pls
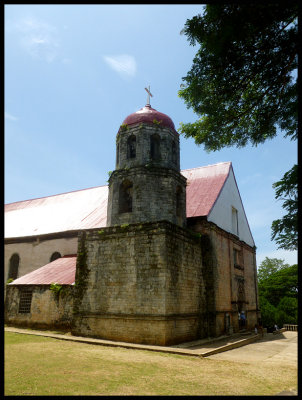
[5,162,231,238]
[181,162,231,218]
[9,255,77,285]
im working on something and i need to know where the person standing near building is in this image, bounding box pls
[240,311,246,329]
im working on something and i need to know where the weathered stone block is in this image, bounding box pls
[5,284,74,331]
[72,221,205,345]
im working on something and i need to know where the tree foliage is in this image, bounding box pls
[271,164,298,250]
[257,257,298,327]
[179,4,298,251]
[179,4,297,149]
[257,257,290,282]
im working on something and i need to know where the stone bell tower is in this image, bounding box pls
[107,89,187,227]
[73,89,206,346]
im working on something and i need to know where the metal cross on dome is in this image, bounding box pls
[144,86,153,106]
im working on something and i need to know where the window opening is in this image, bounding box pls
[150,134,160,161]
[233,249,237,265]
[233,248,244,270]
[119,180,133,213]
[236,276,245,304]
[18,288,33,314]
[8,253,20,280]
[127,135,136,159]
[50,252,61,262]
[232,207,239,235]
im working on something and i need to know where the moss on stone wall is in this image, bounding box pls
[200,233,217,337]
[73,232,90,315]
[72,220,206,345]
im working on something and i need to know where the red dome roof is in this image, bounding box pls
[122,104,177,133]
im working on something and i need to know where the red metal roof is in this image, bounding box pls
[9,255,77,285]
[181,162,231,218]
[5,163,231,238]
[122,104,177,134]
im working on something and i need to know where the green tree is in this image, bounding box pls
[179,4,298,250]
[276,297,298,326]
[271,164,298,250]
[259,264,298,308]
[257,258,297,326]
[258,296,277,328]
[257,257,290,282]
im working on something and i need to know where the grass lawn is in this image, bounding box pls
[4,332,297,396]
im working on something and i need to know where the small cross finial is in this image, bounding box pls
[144,85,153,106]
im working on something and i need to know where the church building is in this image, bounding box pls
[5,96,259,345]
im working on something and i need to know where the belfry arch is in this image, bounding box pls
[150,134,161,161]
[119,180,133,213]
[127,135,136,159]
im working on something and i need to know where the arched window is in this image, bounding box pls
[172,141,177,164]
[119,180,133,213]
[127,135,136,159]
[50,252,61,262]
[150,134,160,161]
[8,253,20,280]
[176,186,182,217]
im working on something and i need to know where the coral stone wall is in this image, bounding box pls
[5,285,74,330]
[107,167,187,228]
[188,218,259,334]
[116,123,180,171]
[72,221,205,345]
[107,122,186,228]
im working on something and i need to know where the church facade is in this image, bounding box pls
[5,101,259,345]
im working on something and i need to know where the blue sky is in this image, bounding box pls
[5,4,297,267]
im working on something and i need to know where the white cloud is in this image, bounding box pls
[5,112,18,121]
[103,54,137,77]
[11,17,59,62]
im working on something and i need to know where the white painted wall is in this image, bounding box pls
[208,167,255,247]
[4,237,78,281]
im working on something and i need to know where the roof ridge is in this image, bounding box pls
[5,184,108,206]
[181,161,231,173]
[5,162,231,206]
